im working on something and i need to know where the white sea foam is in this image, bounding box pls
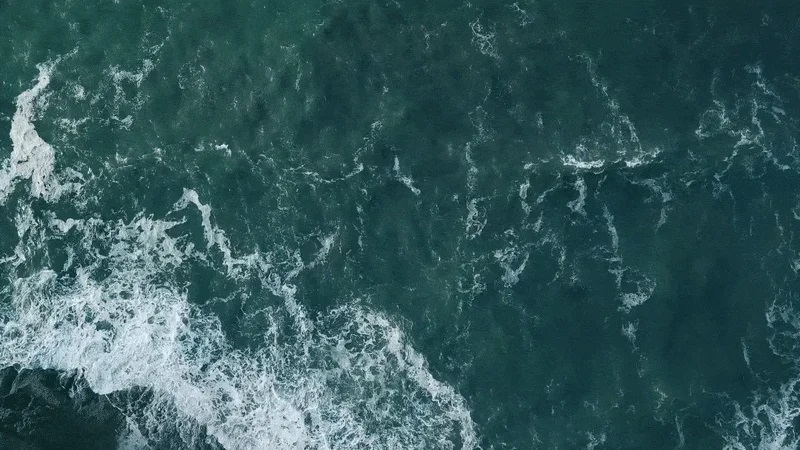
[2,198,478,449]
[518,179,532,216]
[465,198,486,239]
[623,146,662,168]
[717,294,800,449]
[630,177,673,230]
[558,55,662,173]
[393,156,421,196]
[0,70,477,450]
[567,176,588,216]
[585,431,607,450]
[493,246,529,288]
[508,2,535,27]
[622,321,638,349]
[109,59,155,109]
[465,143,478,192]
[741,339,751,370]
[602,206,656,313]
[696,65,796,175]
[603,206,619,253]
[172,188,260,277]
[718,378,800,450]
[562,155,605,170]
[469,19,499,59]
[619,285,654,313]
[0,63,82,204]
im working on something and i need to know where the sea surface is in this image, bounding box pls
[1,1,800,449]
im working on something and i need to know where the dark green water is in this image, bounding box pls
[1,1,800,448]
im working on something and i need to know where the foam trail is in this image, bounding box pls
[567,176,587,216]
[465,198,486,239]
[393,156,421,196]
[172,188,258,277]
[494,246,529,287]
[0,63,80,204]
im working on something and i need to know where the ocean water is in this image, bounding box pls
[1,1,800,448]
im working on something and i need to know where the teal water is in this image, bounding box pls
[2,1,800,448]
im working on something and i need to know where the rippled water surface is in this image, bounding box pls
[2,1,800,448]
